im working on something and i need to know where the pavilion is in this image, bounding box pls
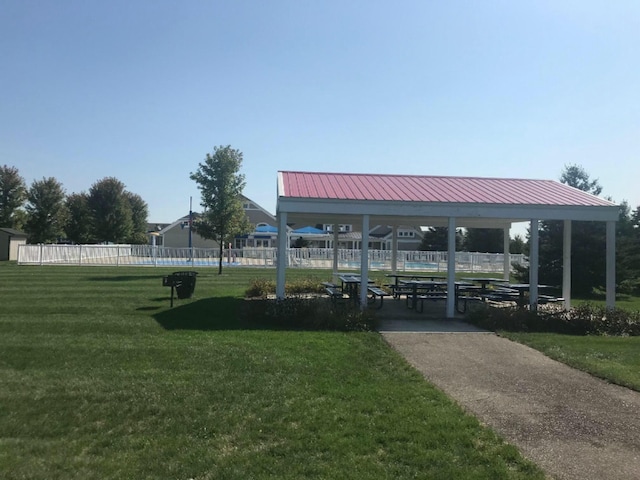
[275,171,619,318]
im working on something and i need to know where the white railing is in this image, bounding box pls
[18,244,527,273]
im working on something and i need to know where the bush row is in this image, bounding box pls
[244,277,325,298]
[467,303,640,336]
[242,296,379,332]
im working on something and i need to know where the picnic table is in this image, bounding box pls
[399,279,478,313]
[385,274,446,299]
[460,277,507,293]
[338,275,374,303]
[482,283,562,307]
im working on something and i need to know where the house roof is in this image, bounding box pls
[279,171,613,207]
[0,228,27,237]
[276,171,619,229]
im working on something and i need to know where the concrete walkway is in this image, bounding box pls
[382,325,640,480]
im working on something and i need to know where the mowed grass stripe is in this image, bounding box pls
[0,264,544,479]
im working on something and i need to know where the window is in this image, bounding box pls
[325,224,352,232]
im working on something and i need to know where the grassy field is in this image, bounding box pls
[0,263,543,479]
[574,294,640,311]
[500,332,640,391]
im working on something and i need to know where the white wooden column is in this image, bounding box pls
[360,215,370,308]
[276,212,288,299]
[446,217,456,318]
[529,219,539,310]
[606,220,616,309]
[332,225,339,279]
[391,225,398,274]
[563,220,572,310]
[503,226,511,281]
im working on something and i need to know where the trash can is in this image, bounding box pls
[172,271,198,299]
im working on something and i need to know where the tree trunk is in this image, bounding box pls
[218,240,223,275]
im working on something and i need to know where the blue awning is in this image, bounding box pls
[292,226,326,234]
[255,225,278,233]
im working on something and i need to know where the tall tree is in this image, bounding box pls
[418,227,462,251]
[510,234,526,254]
[125,192,149,244]
[87,177,133,243]
[65,193,93,244]
[190,145,251,274]
[0,165,27,228]
[463,228,504,253]
[24,177,68,243]
[616,201,640,294]
[515,164,607,295]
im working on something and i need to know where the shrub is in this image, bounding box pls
[242,296,379,332]
[466,303,640,336]
[245,277,326,298]
[245,278,276,298]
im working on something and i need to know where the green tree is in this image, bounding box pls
[65,193,93,244]
[514,164,608,295]
[616,202,640,294]
[125,192,149,244]
[24,177,68,243]
[510,234,526,254]
[87,177,133,243]
[190,145,251,274]
[418,227,462,251]
[463,228,503,253]
[0,165,27,228]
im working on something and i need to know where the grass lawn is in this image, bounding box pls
[499,332,640,392]
[574,294,640,312]
[0,263,543,479]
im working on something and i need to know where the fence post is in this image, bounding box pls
[78,245,82,266]
[39,244,43,266]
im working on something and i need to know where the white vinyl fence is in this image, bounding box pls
[17,244,527,273]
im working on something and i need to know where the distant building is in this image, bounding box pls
[0,228,28,261]
[148,195,278,249]
[147,195,424,251]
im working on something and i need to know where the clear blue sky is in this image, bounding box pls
[2,1,639,234]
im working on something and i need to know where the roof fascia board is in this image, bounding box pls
[277,198,619,222]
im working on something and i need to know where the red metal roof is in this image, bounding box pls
[279,171,614,207]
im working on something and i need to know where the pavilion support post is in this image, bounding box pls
[332,225,339,279]
[391,225,398,274]
[503,226,511,281]
[446,217,456,318]
[276,212,287,299]
[360,215,370,308]
[606,220,616,309]
[529,219,539,311]
[563,220,572,310]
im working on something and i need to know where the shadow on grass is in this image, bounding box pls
[153,296,265,331]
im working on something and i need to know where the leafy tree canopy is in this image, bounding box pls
[514,164,609,295]
[418,227,462,251]
[126,192,149,244]
[87,177,134,243]
[65,193,93,244]
[190,145,250,274]
[0,165,27,229]
[24,177,68,243]
[463,228,504,253]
